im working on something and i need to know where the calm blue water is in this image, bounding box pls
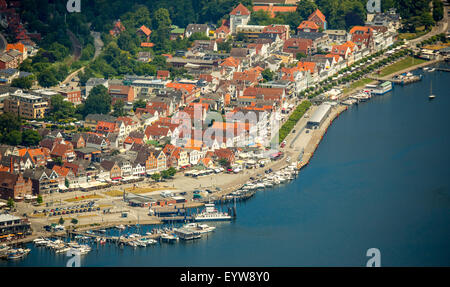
[2,67,450,267]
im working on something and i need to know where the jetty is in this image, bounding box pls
[66,230,161,244]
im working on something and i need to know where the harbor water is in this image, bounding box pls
[1,67,449,267]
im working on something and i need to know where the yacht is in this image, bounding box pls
[429,80,436,100]
[183,223,216,234]
[7,248,30,260]
[428,68,435,72]
[160,233,179,243]
[194,203,232,221]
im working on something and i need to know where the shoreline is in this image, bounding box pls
[7,55,446,247]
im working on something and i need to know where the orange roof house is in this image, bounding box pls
[96,121,118,133]
[166,82,196,94]
[307,9,327,30]
[296,61,317,74]
[220,56,240,69]
[6,42,26,54]
[283,38,314,56]
[349,26,374,49]
[137,25,152,37]
[215,24,231,38]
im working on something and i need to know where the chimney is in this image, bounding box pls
[10,156,13,173]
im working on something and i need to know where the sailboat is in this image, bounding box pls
[429,80,436,100]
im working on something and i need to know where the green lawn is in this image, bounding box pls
[343,78,375,94]
[378,57,427,77]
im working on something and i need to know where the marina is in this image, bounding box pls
[1,67,449,266]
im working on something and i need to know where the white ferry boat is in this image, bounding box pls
[194,203,232,221]
[365,81,392,95]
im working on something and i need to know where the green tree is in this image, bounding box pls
[261,69,274,82]
[0,113,21,136]
[80,43,95,61]
[112,100,125,117]
[218,158,230,168]
[117,31,137,52]
[152,8,172,52]
[36,195,43,204]
[161,169,170,179]
[21,129,42,147]
[167,167,177,177]
[49,94,75,121]
[297,0,318,19]
[432,0,444,22]
[53,157,63,166]
[82,85,112,117]
[133,99,147,111]
[151,173,161,182]
[4,130,22,146]
[296,52,307,60]
[11,76,34,89]
[58,217,65,225]
[65,178,70,188]
[71,218,78,226]
[7,197,14,209]
[38,68,59,87]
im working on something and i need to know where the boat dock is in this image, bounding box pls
[66,230,161,244]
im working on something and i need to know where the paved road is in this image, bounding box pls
[410,4,449,45]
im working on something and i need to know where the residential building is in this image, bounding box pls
[0,171,32,200]
[185,24,210,38]
[3,93,49,119]
[229,3,251,34]
[109,84,135,104]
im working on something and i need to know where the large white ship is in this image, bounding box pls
[194,203,232,221]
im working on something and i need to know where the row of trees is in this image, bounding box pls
[278,101,312,142]
[305,45,410,99]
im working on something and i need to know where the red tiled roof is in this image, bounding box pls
[145,125,170,139]
[139,25,152,37]
[349,26,373,35]
[96,121,117,132]
[141,42,154,47]
[6,42,26,54]
[230,3,250,16]
[52,165,70,177]
[157,70,170,79]
[166,82,196,94]
[216,25,230,35]
[308,9,326,23]
[297,20,319,30]
[220,56,240,68]
[297,61,316,74]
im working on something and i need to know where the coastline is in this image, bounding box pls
[7,57,446,247]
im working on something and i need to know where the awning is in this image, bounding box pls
[111,177,122,180]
